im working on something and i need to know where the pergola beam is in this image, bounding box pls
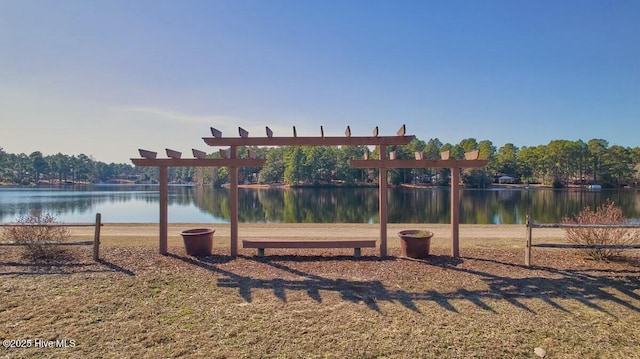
[350,159,489,169]
[203,135,414,147]
[131,158,266,167]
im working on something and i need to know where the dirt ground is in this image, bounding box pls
[2,223,639,358]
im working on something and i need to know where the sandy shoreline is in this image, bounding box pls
[65,222,566,250]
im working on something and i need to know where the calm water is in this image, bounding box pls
[0,185,638,224]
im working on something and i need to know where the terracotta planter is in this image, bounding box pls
[180,228,214,256]
[398,230,434,259]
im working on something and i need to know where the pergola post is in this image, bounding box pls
[229,146,239,256]
[450,167,460,258]
[159,166,168,255]
[379,145,388,257]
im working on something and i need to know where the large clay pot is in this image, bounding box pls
[180,228,214,256]
[398,230,434,259]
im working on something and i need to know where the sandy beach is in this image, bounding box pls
[69,222,567,252]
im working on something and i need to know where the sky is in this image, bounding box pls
[1,0,638,164]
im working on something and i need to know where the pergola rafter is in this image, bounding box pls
[131,158,267,167]
[131,125,488,258]
[202,135,414,147]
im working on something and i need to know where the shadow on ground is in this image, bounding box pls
[168,251,640,315]
[0,249,135,276]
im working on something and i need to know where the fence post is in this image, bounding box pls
[93,213,101,261]
[525,214,532,267]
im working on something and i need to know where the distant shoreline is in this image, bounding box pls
[3,181,636,191]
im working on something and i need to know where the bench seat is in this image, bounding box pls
[242,239,376,257]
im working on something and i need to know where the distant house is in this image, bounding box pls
[498,175,516,184]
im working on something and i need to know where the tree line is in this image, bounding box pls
[1,137,639,188]
[0,150,144,185]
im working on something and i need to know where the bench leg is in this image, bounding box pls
[354,248,361,258]
[257,248,265,257]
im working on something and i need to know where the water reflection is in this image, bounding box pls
[0,185,638,224]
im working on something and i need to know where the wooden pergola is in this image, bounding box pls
[131,125,488,258]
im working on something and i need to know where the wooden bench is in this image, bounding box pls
[242,239,377,257]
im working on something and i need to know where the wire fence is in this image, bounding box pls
[524,214,640,266]
[0,213,102,261]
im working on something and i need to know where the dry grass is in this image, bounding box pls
[1,224,639,358]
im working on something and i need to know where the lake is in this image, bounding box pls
[0,185,638,224]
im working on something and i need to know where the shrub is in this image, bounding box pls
[561,200,639,260]
[2,210,71,261]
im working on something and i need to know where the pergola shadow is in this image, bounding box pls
[168,253,640,315]
[0,258,135,276]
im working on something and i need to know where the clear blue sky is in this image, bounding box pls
[1,0,638,163]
